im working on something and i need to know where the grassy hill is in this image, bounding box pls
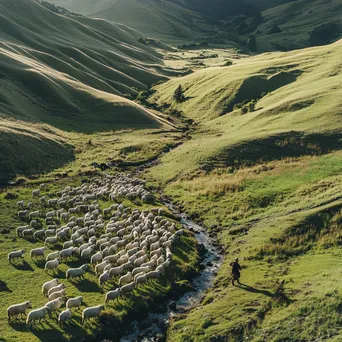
[0,0,176,184]
[145,40,342,341]
[47,0,342,50]
[47,0,218,45]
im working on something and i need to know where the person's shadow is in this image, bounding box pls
[236,282,274,298]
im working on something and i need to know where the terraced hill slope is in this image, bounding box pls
[0,0,174,184]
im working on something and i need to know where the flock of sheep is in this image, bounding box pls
[7,173,183,330]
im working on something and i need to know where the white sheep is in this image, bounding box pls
[58,308,71,326]
[132,266,151,277]
[146,270,161,281]
[42,278,59,296]
[95,260,109,275]
[59,247,75,260]
[66,264,88,280]
[46,251,60,261]
[17,200,25,209]
[98,271,111,287]
[47,283,66,298]
[82,305,105,324]
[33,229,46,240]
[45,236,58,245]
[32,189,40,197]
[91,251,103,266]
[134,255,148,268]
[29,211,39,220]
[119,272,133,286]
[48,289,66,301]
[135,273,147,285]
[66,296,83,310]
[30,247,46,258]
[45,297,64,315]
[7,301,32,320]
[8,249,25,262]
[16,225,29,237]
[109,266,125,277]
[26,307,49,328]
[44,258,60,272]
[120,281,136,296]
[105,289,120,304]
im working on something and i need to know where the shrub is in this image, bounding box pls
[173,85,186,103]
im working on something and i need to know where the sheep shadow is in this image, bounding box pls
[0,280,12,292]
[32,258,46,269]
[72,279,99,293]
[8,320,27,331]
[46,268,65,278]
[10,260,34,272]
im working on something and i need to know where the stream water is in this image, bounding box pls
[120,200,223,341]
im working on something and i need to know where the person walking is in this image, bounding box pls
[230,257,242,286]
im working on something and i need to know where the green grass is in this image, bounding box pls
[140,39,342,341]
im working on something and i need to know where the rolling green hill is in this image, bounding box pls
[47,0,218,44]
[47,0,342,50]
[145,39,342,341]
[0,0,175,184]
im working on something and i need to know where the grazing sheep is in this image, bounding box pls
[146,270,162,281]
[45,297,64,315]
[66,264,88,280]
[44,258,60,272]
[132,266,151,277]
[33,229,46,240]
[18,210,28,219]
[8,249,25,262]
[29,211,39,220]
[66,296,83,310]
[17,200,25,209]
[46,251,59,261]
[26,307,49,328]
[32,189,40,197]
[135,273,147,285]
[109,266,125,277]
[42,278,59,296]
[134,255,148,268]
[47,283,66,298]
[105,289,120,304]
[98,271,111,287]
[58,308,71,326]
[7,301,32,320]
[95,260,109,275]
[48,289,66,301]
[120,281,136,296]
[45,236,58,246]
[82,305,105,324]
[30,247,46,258]
[91,251,103,266]
[16,225,29,237]
[119,272,133,286]
[81,246,93,260]
[59,247,75,260]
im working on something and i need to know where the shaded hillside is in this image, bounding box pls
[48,0,342,50]
[0,0,173,183]
[47,0,218,44]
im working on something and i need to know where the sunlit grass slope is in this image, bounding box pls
[145,39,342,341]
[0,0,174,183]
[150,40,342,180]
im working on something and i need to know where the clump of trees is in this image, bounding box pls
[173,85,186,103]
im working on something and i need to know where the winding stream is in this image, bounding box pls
[120,200,223,341]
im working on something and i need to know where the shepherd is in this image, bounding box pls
[230,257,242,286]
